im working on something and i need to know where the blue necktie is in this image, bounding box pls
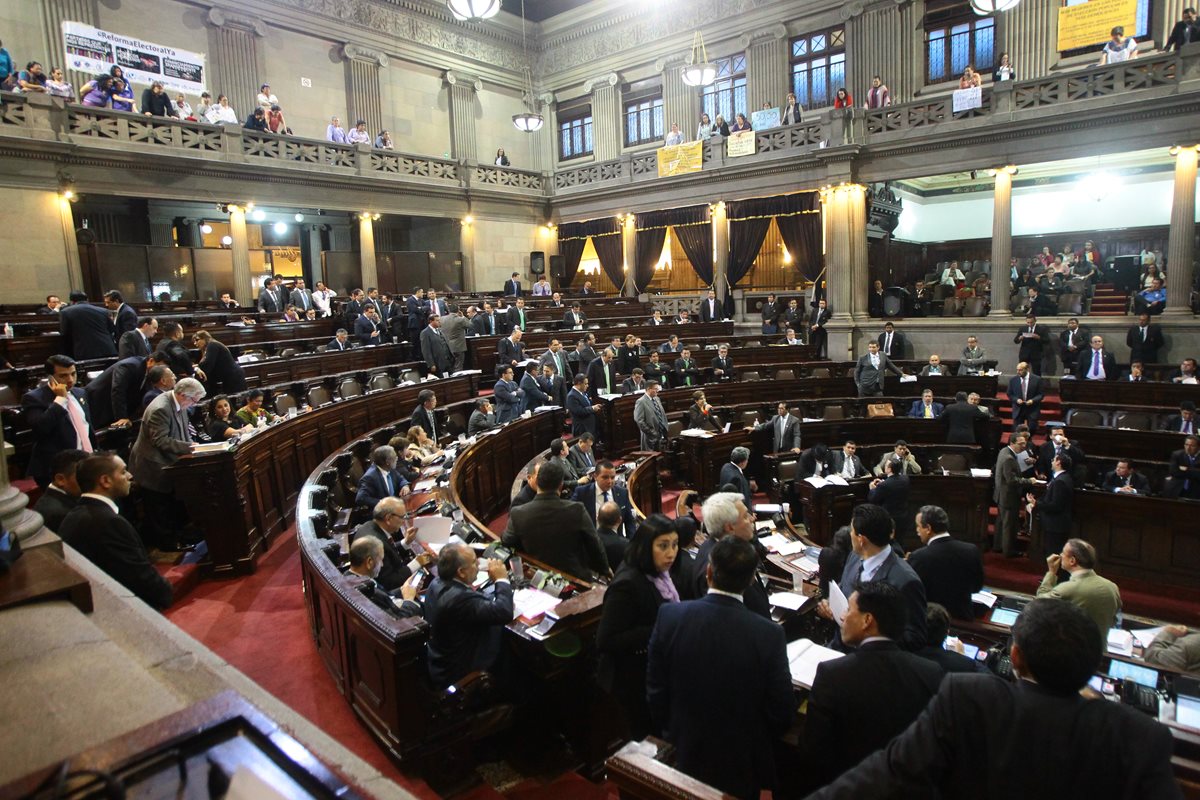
[386,473,394,496]
[1090,351,1100,378]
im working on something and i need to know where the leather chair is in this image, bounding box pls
[338,379,363,399]
[369,373,394,392]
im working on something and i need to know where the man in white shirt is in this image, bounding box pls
[1076,335,1115,381]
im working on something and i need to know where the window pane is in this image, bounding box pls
[626,112,636,145]
[734,79,746,117]
[733,55,746,73]
[812,34,826,52]
[792,63,809,107]
[950,28,970,74]
[830,53,846,99]
[560,126,569,156]
[652,103,664,137]
[928,39,946,82]
[831,29,845,47]
[583,119,593,153]
[974,24,994,68]
[1135,0,1149,37]
[793,39,808,57]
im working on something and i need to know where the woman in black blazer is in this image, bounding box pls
[669,514,704,599]
[596,515,680,739]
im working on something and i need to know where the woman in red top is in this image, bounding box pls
[833,87,853,108]
[266,104,288,134]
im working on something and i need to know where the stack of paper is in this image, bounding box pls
[970,590,999,609]
[1107,628,1134,656]
[512,587,562,623]
[754,503,783,514]
[793,554,820,575]
[1132,627,1164,648]
[769,592,810,611]
[970,468,993,478]
[758,533,790,552]
[777,540,808,556]
[679,429,714,438]
[787,638,844,688]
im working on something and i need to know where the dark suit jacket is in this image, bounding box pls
[510,482,537,510]
[410,404,437,440]
[290,288,315,313]
[595,564,665,720]
[1168,18,1200,50]
[519,372,549,413]
[1164,414,1199,434]
[798,447,830,479]
[59,302,117,360]
[877,330,907,359]
[699,297,721,322]
[257,287,284,314]
[868,474,910,526]
[32,486,78,531]
[1101,469,1151,494]
[855,353,902,394]
[690,537,771,619]
[506,305,529,332]
[85,356,147,428]
[1168,449,1200,499]
[421,326,454,375]
[918,644,985,674]
[572,482,636,538]
[1126,323,1164,364]
[504,279,522,296]
[672,357,700,388]
[908,400,944,418]
[405,296,428,333]
[1037,471,1074,541]
[113,304,137,341]
[496,337,525,371]
[807,674,1180,800]
[806,639,944,786]
[154,338,193,377]
[22,385,96,486]
[566,388,597,436]
[1074,349,1117,381]
[502,492,609,579]
[686,403,721,432]
[467,410,496,436]
[586,356,618,399]
[59,497,172,609]
[197,340,247,393]
[354,314,382,345]
[719,462,752,505]
[836,550,927,651]
[350,519,413,591]
[327,337,350,351]
[827,451,866,479]
[908,535,984,620]
[561,310,586,329]
[647,594,796,799]
[354,465,409,510]
[493,378,523,423]
[710,355,736,379]
[1013,324,1048,364]
[424,577,513,687]
[117,329,151,359]
[942,401,986,445]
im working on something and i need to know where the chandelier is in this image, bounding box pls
[969,0,1020,15]
[681,31,717,87]
[447,0,500,22]
[512,0,544,132]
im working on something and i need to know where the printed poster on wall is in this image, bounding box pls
[726,129,757,158]
[751,108,781,130]
[952,86,982,113]
[657,140,703,177]
[62,20,207,95]
[1056,0,1139,52]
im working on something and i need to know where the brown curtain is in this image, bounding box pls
[774,192,823,282]
[556,222,588,288]
[633,211,670,293]
[668,205,714,286]
[590,229,625,292]
[560,217,622,291]
[727,192,821,288]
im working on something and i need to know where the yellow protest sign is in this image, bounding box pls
[1057,0,1138,52]
[657,140,703,177]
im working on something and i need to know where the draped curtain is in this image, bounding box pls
[633,211,668,294]
[726,192,821,288]
[666,205,714,287]
[773,192,823,282]
[558,217,623,291]
[556,222,587,288]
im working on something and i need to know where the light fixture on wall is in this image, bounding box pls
[200,223,213,234]
[447,0,499,22]
[681,31,718,87]
[512,0,544,132]
[970,0,1020,15]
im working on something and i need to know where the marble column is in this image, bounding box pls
[584,73,622,162]
[712,202,729,301]
[621,216,636,297]
[206,9,267,126]
[846,2,920,104]
[742,25,789,112]
[1159,0,1189,52]
[57,195,83,294]
[0,414,48,544]
[990,168,1014,316]
[177,219,205,249]
[443,71,482,163]
[342,45,388,140]
[1166,146,1198,316]
[1003,0,1058,82]
[823,184,868,322]
[359,215,378,292]
[656,57,699,142]
[228,206,253,304]
[41,0,98,91]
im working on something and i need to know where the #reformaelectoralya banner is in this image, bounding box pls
[62,20,207,96]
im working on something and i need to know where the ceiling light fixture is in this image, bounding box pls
[251,208,266,222]
[447,0,499,22]
[970,0,1020,15]
[273,222,288,235]
[200,223,213,234]
[512,0,544,133]
[681,31,718,87]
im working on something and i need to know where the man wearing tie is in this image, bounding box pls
[829,441,865,480]
[1163,401,1197,435]
[508,297,529,333]
[572,459,637,537]
[587,348,619,400]
[855,341,903,397]
[1168,436,1200,500]
[567,375,601,436]
[699,289,721,323]
[1007,362,1043,433]
[504,272,522,296]
[355,306,383,346]
[1013,314,1048,375]
[257,276,283,314]
[1058,318,1089,375]
[634,381,668,450]
[562,302,587,329]
[1101,459,1150,495]
[290,278,314,315]
[406,287,428,347]
[474,301,500,336]
[710,344,736,381]
[1075,335,1116,381]
[908,389,944,419]
[327,329,351,351]
[420,315,454,376]
[497,328,525,374]
[22,355,97,488]
[753,402,801,453]
[538,340,570,383]
[427,290,447,318]
[673,348,700,389]
[877,322,905,359]
[1126,312,1165,366]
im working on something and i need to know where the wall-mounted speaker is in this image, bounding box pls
[530,251,545,275]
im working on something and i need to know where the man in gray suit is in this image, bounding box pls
[855,341,904,397]
[128,377,205,550]
[439,303,470,372]
[290,278,314,315]
[993,432,1030,557]
[634,381,669,451]
[420,315,454,376]
[502,460,610,580]
[753,402,801,453]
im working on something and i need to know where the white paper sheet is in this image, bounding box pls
[769,592,809,611]
[787,638,844,688]
[971,590,999,609]
[828,579,849,626]
[413,516,453,544]
[1132,627,1165,648]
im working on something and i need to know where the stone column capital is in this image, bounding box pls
[341,43,390,67]
[205,8,268,37]
[654,54,689,73]
[583,72,621,94]
[739,23,789,49]
[839,2,866,21]
[443,70,483,92]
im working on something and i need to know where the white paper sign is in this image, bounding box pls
[63,21,207,95]
[952,86,982,113]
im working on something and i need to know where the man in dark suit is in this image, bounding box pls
[1167,436,1200,500]
[942,391,989,445]
[493,366,523,423]
[1167,6,1200,50]
[467,398,497,436]
[647,536,796,800]
[586,347,619,399]
[354,446,411,511]
[1058,317,1089,375]
[405,288,428,348]
[471,301,497,337]
[754,402,801,453]
[877,321,905,359]
[710,344,736,381]
[256,277,284,315]
[1028,453,1074,559]
[672,348,701,389]
[507,297,529,333]
[816,503,927,651]
[622,367,647,395]
[1013,314,1048,375]
[153,322,195,378]
[117,316,156,359]
[410,390,439,441]
[1102,459,1151,495]
[85,354,154,429]
[919,603,986,674]
[103,290,138,344]
[868,280,886,318]
[1034,431,1086,479]
[349,496,416,591]
[192,330,247,394]
[1125,313,1164,365]
[32,449,88,531]
[346,536,422,619]
[59,291,117,361]
[595,501,631,569]
[760,292,781,334]
[1075,334,1116,381]
[698,288,721,322]
[354,306,383,346]
[289,278,314,315]
[908,504,983,620]
[646,309,666,326]
[907,389,943,419]
[1007,362,1043,433]
[809,298,831,358]
[828,440,866,480]
[561,302,587,329]
[807,599,1180,800]
[868,458,912,547]
[1163,401,1198,434]
[518,362,549,413]
[424,543,513,688]
[567,375,600,436]
[420,315,454,376]
[327,329,351,351]
[496,328,525,374]
[510,463,539,510]
[783,298,804,330]
[22,355,97,487]
[798,443,830,479]
[59,453,172,610]
[504,272,522,296]
[572,459,637,537]
[539,362,568,407]
[538,339,571,381]
[993,433,1031,556]
[855,341,903,397]
[719,447,753,506]
[502,461,610,580]
[805,581,944,788]
[689,492,769,613]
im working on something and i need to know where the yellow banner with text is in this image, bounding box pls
[1057,0,1139,52]
[657,140,704,177]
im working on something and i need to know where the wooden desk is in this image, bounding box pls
[1064,426,1186,468]
[626,453,664,519]
[0,547,92,614]
[1061,380,1200,409]
[169,374,479,576]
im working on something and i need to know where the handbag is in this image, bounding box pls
[867,403,894,418]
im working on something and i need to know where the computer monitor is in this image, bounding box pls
[1176,676,1200,730]
[1106,659,1158,689]
[990,608,1020,627]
